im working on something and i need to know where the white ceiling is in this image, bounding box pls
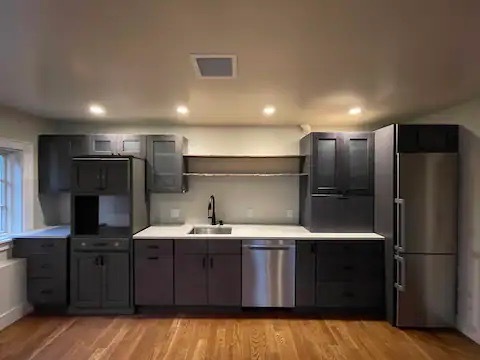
[1,0,480,126]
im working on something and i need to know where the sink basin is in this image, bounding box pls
[189,226,232,235]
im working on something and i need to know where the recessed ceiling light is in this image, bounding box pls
[348,107,362,115]
[88,103,106,116]
[263,105,276,116]
[176,105,189,115]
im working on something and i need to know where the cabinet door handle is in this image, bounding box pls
[202,257,206,269]
[342,291,354,298]
[210,257,213,268]
[310,243,316,254]
[343,265,354,271]
[147,256,159,260]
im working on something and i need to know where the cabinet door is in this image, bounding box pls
[343,133,373,195]
[103,159,130,193]
[295,241,316,307]
[70,253,102,308]
[311,133,343,194]
[118,135,146,158]
[147,135,186,193]
[71,160,102,193]
[174,254,208,305]
[102,253,130,308]
[208,255,241,306]
[397,125,458,153]
[311,195,373,232]
[135,255,174,305]
[39,135,87,193]
[88,135,118,155]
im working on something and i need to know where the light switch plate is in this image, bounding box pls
[170,209,180,218]
[247,209,254,218]
[286,210,293,218]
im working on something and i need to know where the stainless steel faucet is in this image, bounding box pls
[207,195,216,225]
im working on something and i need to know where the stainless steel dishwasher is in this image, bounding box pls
[242,239,296,307]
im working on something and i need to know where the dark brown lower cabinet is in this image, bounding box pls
[295,241,316,307]
[135,256,174,305]
[175,254,208,306]
[174,239,242,307]
[208,254,241,306]
[70,252,130,309]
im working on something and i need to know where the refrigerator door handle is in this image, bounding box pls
[394,198,405,252]
[394,255,406,292]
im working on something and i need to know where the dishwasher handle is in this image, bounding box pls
[243,245,294,251]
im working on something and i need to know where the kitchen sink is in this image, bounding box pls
[188,226,232,235]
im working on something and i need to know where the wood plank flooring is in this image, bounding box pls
[0,315,479,360]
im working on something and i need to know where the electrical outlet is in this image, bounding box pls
[286,210,293,218]
[247,209,254,218]
[170,209,180,218]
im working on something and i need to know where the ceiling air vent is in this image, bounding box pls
[191,54,237,79]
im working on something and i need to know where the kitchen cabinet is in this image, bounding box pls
[208,254,241,306]
[117,135,146,158]
[147,135,187,193]
[397,125,458,153]
[311,133,343,194]
[305,132,373,196]
[71,158,130,194]
[175,254,208,305]
[12,237,68,306]
[70,252,130,309]
[295,241,316,307]
[310,195,373,232]
[174,239,241,306]
[87,135,119,156]
[134,240,174,306]
[39,135,88,193]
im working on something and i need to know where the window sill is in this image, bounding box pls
[0,237,12,251]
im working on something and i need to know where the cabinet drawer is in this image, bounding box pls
[27,254,66,279]
[175,239,208,254]
[317,257,383,282]
[13,239,66,257]
[316,282,383,308]
[208,240,241,254]
[71,238,129,251]
[135,240,173,256]
[28,279,66,305]
[316,241,382,258]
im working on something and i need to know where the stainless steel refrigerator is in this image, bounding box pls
[375,124,458,328]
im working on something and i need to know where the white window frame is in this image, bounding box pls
[0,150,8,235]
[0,137,34,243]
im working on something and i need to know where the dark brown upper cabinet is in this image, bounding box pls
[397,125,458,153]
[117,135,146,158]
[303,132,374,196]
[39,135,88,193]
[87,134,146,158]
[87,135,119,156]
[146,135,188,193]
[71,158,130,194]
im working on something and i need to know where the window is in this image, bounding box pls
[0,149,23,239]
[0,153,6,234]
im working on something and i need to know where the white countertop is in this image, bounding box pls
[11,226,70,239]
[133,224,384,240]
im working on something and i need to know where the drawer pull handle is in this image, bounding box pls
[342,291,354,298]
[93,243,107,247]
[40,289,53,295]
[147,245,159,249]
[343,265,354,271]
[41,244,54,248]
[40,264,50,269]
[147,256,159,260]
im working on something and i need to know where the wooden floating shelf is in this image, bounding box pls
[184,173,308,177]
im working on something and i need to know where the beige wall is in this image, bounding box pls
[410,98,480,344]
[0,105,54,228]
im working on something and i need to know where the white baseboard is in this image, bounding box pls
[0,303,32,331]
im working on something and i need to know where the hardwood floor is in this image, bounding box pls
[0,315,479,360]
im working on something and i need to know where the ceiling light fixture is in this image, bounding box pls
[348,107,362,115]
[176,105,189,115]
[263,105,276,116]
[88,103,106,116]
